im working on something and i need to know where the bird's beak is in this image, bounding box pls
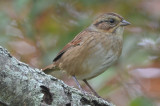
[120,20,130,26]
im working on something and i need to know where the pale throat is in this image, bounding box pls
[114,26,124,36]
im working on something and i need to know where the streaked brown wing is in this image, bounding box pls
[53,30,86,62]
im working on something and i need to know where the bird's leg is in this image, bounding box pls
[72,76,84,93]
[83,79,100,98]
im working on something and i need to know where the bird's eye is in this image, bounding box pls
[108,18,115,24]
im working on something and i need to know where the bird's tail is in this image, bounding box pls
[42,63,60,73]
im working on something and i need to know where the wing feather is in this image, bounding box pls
[53,30,85,62]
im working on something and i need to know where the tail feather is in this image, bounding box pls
[42,63,60,73]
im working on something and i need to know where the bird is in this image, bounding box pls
[42,12,130,97]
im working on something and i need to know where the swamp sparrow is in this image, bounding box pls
[43,12,130,97]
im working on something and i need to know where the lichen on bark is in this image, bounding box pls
[0,46,114,106]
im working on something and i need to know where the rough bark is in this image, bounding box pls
[0,46,115,106]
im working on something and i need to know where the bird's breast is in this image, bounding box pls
[76,34,123,80]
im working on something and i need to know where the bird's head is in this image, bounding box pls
[92,12,130,35]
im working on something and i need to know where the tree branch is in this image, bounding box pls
[0,46,114,106]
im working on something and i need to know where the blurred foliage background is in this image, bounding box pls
[0,0,160,106]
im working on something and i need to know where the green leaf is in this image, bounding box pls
[130,97,153,106]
